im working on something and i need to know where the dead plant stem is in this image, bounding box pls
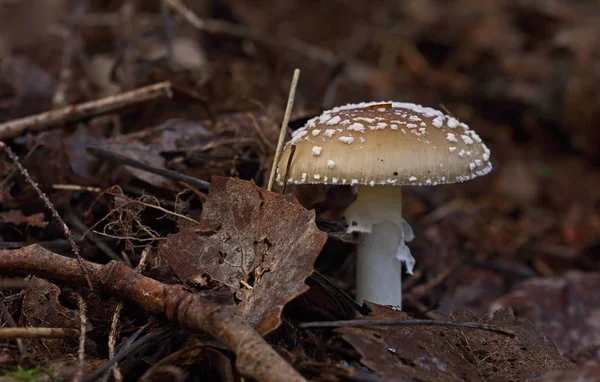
[268,69,300,191]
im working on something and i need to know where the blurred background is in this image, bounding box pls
[1,0,600,369]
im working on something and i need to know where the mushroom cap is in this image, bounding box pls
[276,101,492,187]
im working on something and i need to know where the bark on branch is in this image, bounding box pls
[0,245,305,382]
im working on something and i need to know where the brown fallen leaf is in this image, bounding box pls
[159,176,327,335]
[337,304,573,381]
[18,277,94,357]
[0,210,48,228]
[490,270,600,363]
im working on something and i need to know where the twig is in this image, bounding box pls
[299,319,516,337]
[105,247,151,382]
[0,327,80,339]
[0,294,27,359]
[268,69,300,191]
[86,146,210,191]
[0,142,39,194]
[0,82,173,140]
[309,270,367,316]
[66,210,130,266]
[74,293,88,382]
[52,184,102,193]
[0,245,306,382]
[0,142,95,289]
[83,325,169,382]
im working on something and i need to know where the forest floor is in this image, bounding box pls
[0,0,599,381]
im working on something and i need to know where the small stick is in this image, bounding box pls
[0,294,27,359]
[53,184,102,193]
[0,142,95,289]
[66,210,130,266]
[86,146,210,191]
[74,293,88,382]
[0,82,172,140]
[267,69,300,191]
[0,327,80,339]
[299,319,516,337]
[106,247,151,382]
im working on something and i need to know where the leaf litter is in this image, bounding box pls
[160,176,327,335]
[335,304,574,381]
[0,0,598,380]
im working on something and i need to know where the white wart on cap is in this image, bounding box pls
[276,102,492,187]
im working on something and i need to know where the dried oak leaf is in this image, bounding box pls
[159,176,327,335]
[18,276,94,357]
[490,270,600,363]
[337,303,573,382]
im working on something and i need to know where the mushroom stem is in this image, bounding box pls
[356,220,404,306]
[344,185,414,308]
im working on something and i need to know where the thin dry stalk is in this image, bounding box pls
[106,247,151,382]
[86,146,210,191]
[300,319,515,337]
[267,69,300,191]
[0,294,27,358]
[0,142,94,289]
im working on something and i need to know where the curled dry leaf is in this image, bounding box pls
[159,176,327,335]
[337,303,573,381]
[490,270,600,362]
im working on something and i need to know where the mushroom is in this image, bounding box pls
[276,102,492,309]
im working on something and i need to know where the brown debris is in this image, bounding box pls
[160,176,327,335]
[491,271,600,363]
[0,245,305,382]
[18,277,93,357]
[337,304,574,381]
[1,0,600,380]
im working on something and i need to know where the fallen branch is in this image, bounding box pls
[0,82,172,140]
[0,245,306,382]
